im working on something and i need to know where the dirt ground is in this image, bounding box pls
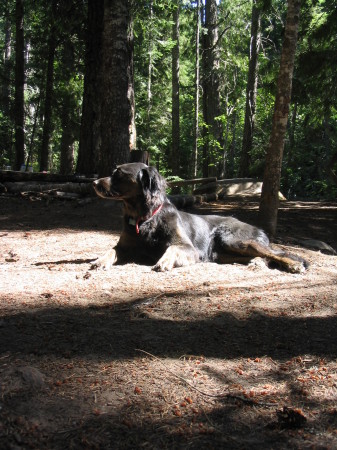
[0,194,337,449]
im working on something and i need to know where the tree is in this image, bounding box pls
[98,0,135,176]
[202,0,224,177]
[193,0,201,177]
[239,0,261,177]
[39,0,57,172]
[0,0,12,165]
[14,0,25,170]
[171,0,180,176]
[78,0,135,176]
[146,0,154,140]
[259,0,301,236]
[77,0,104,175]
[59,39,76,175]
[1,0,335,197]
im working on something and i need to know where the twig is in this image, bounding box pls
[136,348,221,398]
[132,293,164,309]
[135,349,277,407]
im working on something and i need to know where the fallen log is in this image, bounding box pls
[193,178,256,195]
[53,191,81,199]
[0,170,95,183]
[169,192,220,208]
[168,176,217,187]
[4,181,94,195]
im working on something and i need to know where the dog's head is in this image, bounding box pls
[93,163,167,211]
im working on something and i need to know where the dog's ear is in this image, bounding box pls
[138,167,165,195]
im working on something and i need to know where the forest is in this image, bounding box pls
[1,2,337,448]
[0,0,336,201]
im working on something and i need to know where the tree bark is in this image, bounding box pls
[283,101,297,196]
[26,97,40,168]
[327,150,337,186]
[14,0,25,170]
[77,0,104,175]
[60,40,75,175]
[239,1,261,177]
[0,1,12,165]
[259,0,301,237]
[193,0,201,177]
[202,0,224,177]
[171,1,180,176]
[324,105,337,186]
[39,0,57,172]
[146,0,153,142]
[98,0,134,176]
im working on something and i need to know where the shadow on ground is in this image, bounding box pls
[1,292,336,361]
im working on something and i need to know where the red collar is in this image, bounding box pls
[132,204,163,234]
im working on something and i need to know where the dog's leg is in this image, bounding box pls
[91,248,117,270]
[152,245,199,272]
[230,240,307,274]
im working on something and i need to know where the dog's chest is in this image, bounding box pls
[127,217,168,246]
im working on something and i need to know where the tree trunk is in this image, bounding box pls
[259,0,301,237]
[60,40,75,175]
[14,0,25,170]
[202,0,224,177]
[146,0,153,144]
[324,105,337,186]
[327,150,337,186]
[227,111,237,177]
[171,1,180,176]
[26,97,40,168]
[283,101,297,197]
[39,0,57,172]
[193,0,201,177]
[239,1,261,177]
[0,1,12,165]
[130,150,150,165]
[77,0,104,175]
[98,0,134,176]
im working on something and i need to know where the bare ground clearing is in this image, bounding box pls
[0,195,337,449]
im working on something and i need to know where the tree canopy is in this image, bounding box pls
[0,0,336,199]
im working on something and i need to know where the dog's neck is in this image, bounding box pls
[123,195,164,218]
[134,204,163,234]
[123,198,164,234]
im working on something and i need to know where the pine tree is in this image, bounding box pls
[239,0,261,177]
[171,0,180,176]
[14,0,25,170]
[259,0,301,236]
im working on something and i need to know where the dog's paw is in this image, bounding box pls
[287,260,307,274]
[90,249,117,270]
[152,245,198,272]
[269,256,307,274]
[248,257,268,270]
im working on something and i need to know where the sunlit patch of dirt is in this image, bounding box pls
[0,195,337,448]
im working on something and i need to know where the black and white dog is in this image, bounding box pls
[92,163,307,273]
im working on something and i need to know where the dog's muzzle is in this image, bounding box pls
[93,179,117,198]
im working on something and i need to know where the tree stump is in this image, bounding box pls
[130,150,150,165]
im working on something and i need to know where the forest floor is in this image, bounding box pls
[0,194,337,449]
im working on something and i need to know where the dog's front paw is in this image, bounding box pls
[90,249,117,270]
[286,259,307,274]
[152,245,198,272]
[152,255,175,272]
[268,255,308,274]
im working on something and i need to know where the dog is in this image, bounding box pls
[92,162,307,273]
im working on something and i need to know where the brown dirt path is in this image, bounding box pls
[0,195,337,449]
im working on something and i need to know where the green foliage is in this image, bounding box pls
[0,0,335,198]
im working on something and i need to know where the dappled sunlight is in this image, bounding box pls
[1,198,337,448]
